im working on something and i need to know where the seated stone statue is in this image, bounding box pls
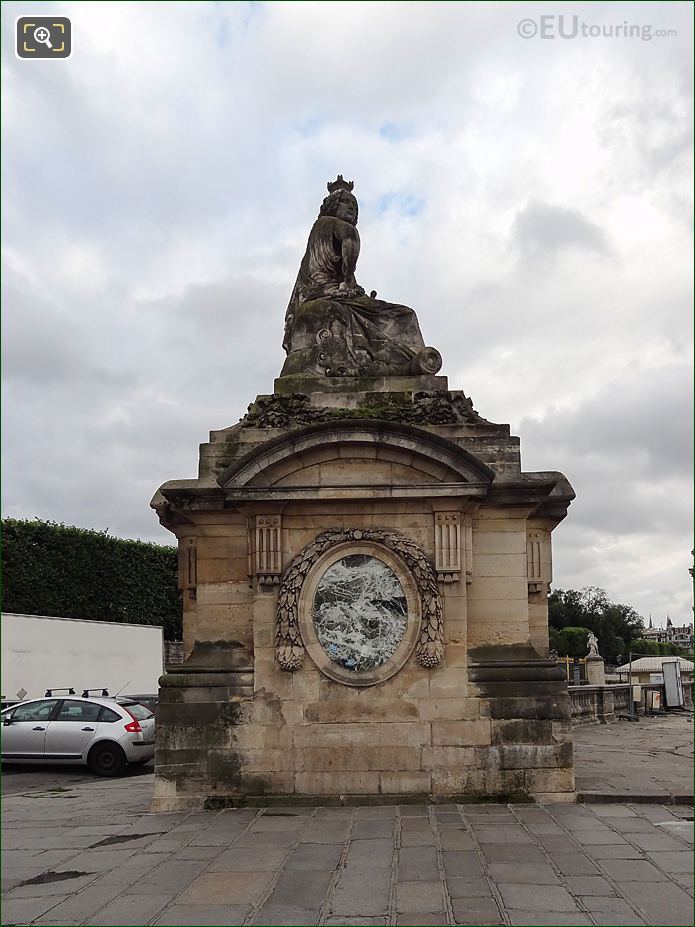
[281,176,442,378]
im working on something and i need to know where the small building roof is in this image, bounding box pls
[616,656,694,674]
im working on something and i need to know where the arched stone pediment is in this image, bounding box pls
[217,421,494,490]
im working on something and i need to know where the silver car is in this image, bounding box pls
[0,695,155,776]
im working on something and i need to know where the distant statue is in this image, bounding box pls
[586,631,600,657]
[281,176,442,378]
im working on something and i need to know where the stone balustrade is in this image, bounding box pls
[569,681,693,723]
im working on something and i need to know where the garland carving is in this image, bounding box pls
[275,528,443,673]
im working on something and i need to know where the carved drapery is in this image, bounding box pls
[275,528,444,673]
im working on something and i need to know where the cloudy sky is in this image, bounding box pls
[3,1,693,626]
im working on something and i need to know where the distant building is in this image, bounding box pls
[616,655,694,685]
[643,616,693,652]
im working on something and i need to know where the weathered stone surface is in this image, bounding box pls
[151,176,575,808]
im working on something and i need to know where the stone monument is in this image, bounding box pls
[585,631,606,687]
[151,177,576,811]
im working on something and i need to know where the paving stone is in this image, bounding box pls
[513,818,565,836]
[439,827,475,850]
[572,830,629,846]
[128,858,209,893]
[607,818,658,833]
[84,892,172,925]
[235,831,301,848]
[331,867,391,916]
[589,844,644,859]
[630,831,688,852]
[507,912,591,926]
[479,844,547,863]
[344,837,394,869]
[401,830,438,847]
[30,882,127,922]
[446,875,493,898]
[251,815,310,832]
[451,897,502,921]
[152,903,250,925]
[0,895,72,924]
[637,805,683,823]
[487,862,560,884]
[356,806,397,819]
[55,848,139,871]
[598,858,668,882]
[548,851,601,876]
[442,850,485,879]
[397,805,430,816]
[396,880,445,913]
[617,880,695,926]
[582,896,644,915]
[173,845,225,860]
[178,870,274,904]
[564,875,617,895]
[399,914,448,926]
[535,834,580,852]
[397,846,439,880]
[352,819,395,839]
[324,918,386,925]
[208,846,290,871]
[591,915,647,926]
[189,826,251,846]
[285,842,343,870]
[314,807,353,818]
[303,823,352,844]
[265,869,333,908]
[5,872,98,898]
[670,871,694,892]
[401,817,435,833]
[251,904,320,925]
[497,883,580,912]
[590,805,638,818]
[473,824,534,844]
[107,852,171,882]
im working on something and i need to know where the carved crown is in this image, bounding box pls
[327,175,354,194]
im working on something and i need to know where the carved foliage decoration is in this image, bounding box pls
[275,528,443,673]
[243,390,485,429]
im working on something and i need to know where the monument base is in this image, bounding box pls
[153,642,574,811]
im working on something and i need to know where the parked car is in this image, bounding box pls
[0,695,155,776]
[117,694,158,713]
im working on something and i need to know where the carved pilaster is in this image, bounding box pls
[435,512,461,583]
[255,515,282,585]
[178,538,197,602]
[464,516,473,585]
[527,529,550,596]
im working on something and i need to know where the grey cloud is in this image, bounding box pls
[512,200,611,263]
[1,0,692,626]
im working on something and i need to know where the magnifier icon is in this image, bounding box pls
[33,26,53,49]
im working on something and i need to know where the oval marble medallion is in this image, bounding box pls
[312,554,408,672]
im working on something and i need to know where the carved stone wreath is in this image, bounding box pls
[276,528,444,673]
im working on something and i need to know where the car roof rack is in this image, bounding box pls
[81,688,110,698]
[45,688,76,697]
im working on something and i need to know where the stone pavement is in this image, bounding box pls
[2,775,693,927]
[573,713,693,803]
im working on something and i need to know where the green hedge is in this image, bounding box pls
[2,519,181,640]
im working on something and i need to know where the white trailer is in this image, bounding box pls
[1,613,163,702]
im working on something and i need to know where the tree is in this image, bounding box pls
[631,638,689,659]
[548,587,644,663]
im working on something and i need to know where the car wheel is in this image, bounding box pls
[88,742,127,777]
